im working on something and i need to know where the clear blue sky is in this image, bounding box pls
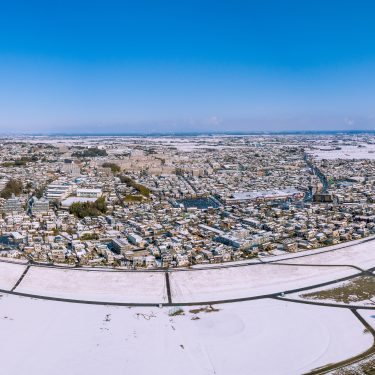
[1,0,375,133]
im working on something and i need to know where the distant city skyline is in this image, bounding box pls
[1,1,375,133]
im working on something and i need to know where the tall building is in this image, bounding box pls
[61,162,81,177]
[28,196,49,215]
[45,181,73,200]
[2,195,23,214]
[0,178,9,191]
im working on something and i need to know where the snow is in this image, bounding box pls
[286,279,375,307]
[0,295,370,375]
[270,239,375,270]
[170,264,357,303]
[6,261,363,305]
[231,187,302,201]
[16,267,167,303]
[0,234,372,374]
[61,196,98,207]
[0,234,373,305]
[192,236,375,270]
[359,310,375,330]
[191,258,262,269]
[258,235,375,263]
[0,262,27,290]
[306,144,375,160]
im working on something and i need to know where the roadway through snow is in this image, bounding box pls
[0,234,373,306]
[10,264,30,292]
[304,309,375,375]
[2,258,374,308]
[0,265,371,308]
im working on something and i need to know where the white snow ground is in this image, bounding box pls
[170,264,357,303]
[16,267,167,303]
[0,262,27,290]
[0,295,370,375]
[8,263,357,304]
[306,144,375,160]
[270,239,375,270]
[359,310,375,330]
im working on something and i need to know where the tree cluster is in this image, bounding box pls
[80,233,99,241]
[124,195,144,202]
[102,162,121,173]
[72,148,107,158]
[119,175,150,197]
[1,156,38,168]
[70,197,107,218]
[1,179,23,199]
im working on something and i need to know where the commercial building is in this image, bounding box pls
[2,195,23,214]
[28,197,49,215]
[111,238,132,254]
[76,188,102,198]
[45,182,73,201]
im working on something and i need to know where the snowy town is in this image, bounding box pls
[0,134,375,269]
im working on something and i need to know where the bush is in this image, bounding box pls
[102,162,121,173]
[168,308,185,316]
[35,186,45,199]
[70,197,107,218]
[1,179,23,198]
[124,195,144,202]
[119,175,150,197]
[72,148,107,158]
[80,233,99,241]
[14,159,27,166]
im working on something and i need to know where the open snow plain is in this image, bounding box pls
[170,263,357,303]
[0,295,370,375]
[16,266,167,303]
[0,237,374,374]
[0,261,28,290]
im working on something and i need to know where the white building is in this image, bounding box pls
[45,182,73,201]
[28,197,49,215]
[127,233,145,247]
[76,188,102,198]
[61,162,81,177]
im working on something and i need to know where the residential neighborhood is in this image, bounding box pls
[0,134,374,269]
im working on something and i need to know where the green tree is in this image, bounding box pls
[102,162,121,173]
[70,197,107,218]
[1,179,23,198]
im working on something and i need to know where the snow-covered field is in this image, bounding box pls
[170,264,357,303]
[0,262,27,290]
[192,236,375,269]
[0,294,370,375]
[286,277,375,307]
[0,237,372,374]
[306,144,375,160]
[7,238,374,304]
[6,262,358,305]
[359,310,375,330]
[271,239,375,270]
[0,235,369,305]
[16,267,167,303]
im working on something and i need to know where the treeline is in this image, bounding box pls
[70,197,107,218]
[1,179,23,199]
[1,156,39,167]
[72,148,107,158]
[80,233,99,240]
[102,162,121,173]
[124,195,144,202]
[120,175,150,197]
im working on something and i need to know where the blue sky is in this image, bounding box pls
[1,0,375,133]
